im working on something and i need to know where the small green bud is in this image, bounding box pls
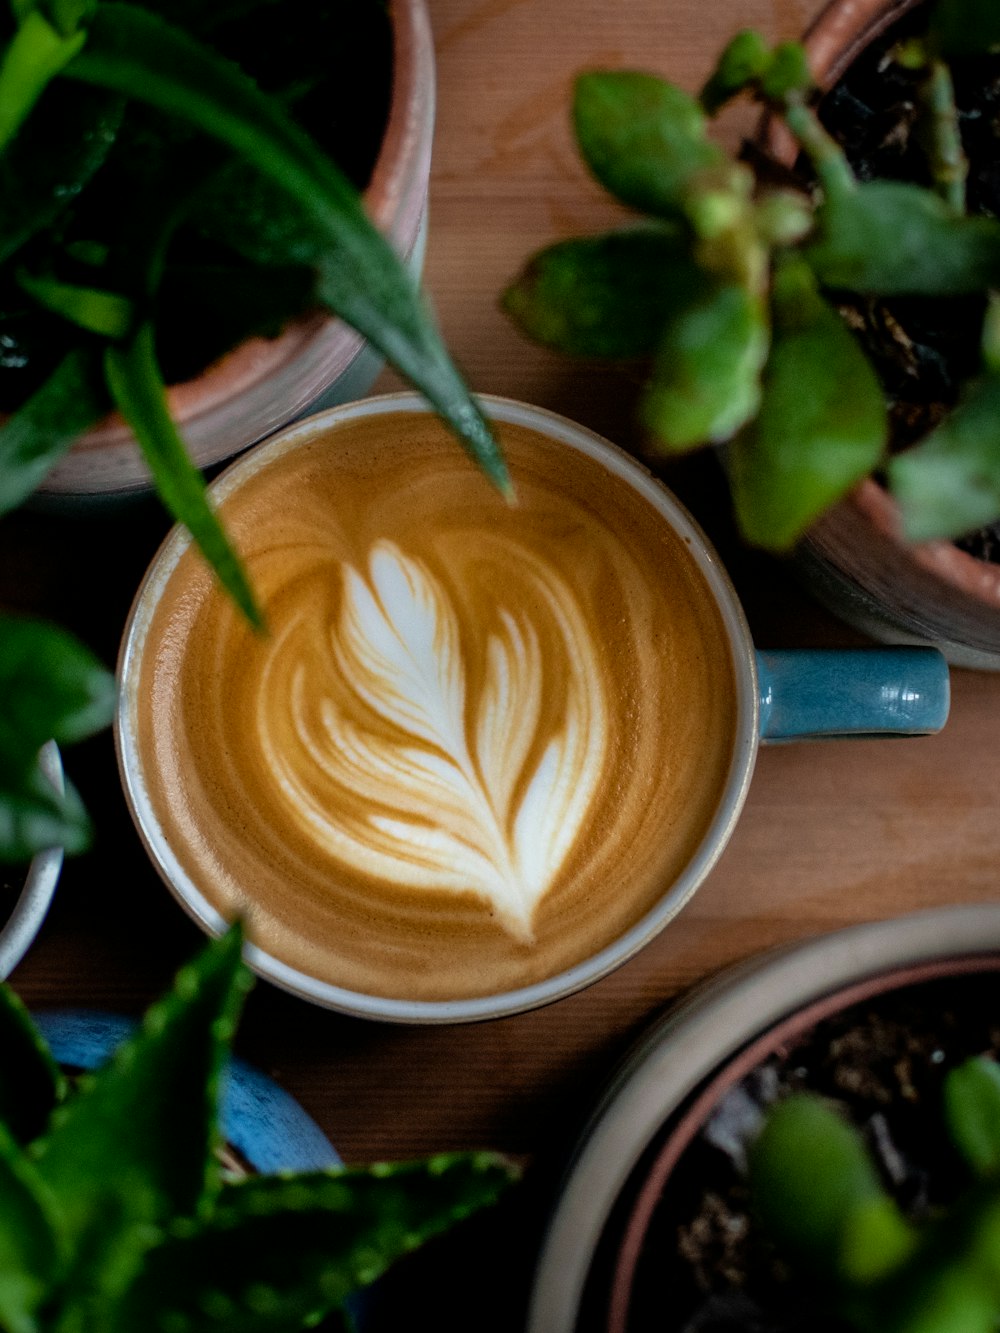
[700,29,771,114]
[760,42,814,101]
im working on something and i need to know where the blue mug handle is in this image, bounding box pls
[756,648,950,742]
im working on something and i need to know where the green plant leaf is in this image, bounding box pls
[112,1154,519,1332]
[749,1094,913,1284]
[501,226,701,357]
[643,281,769,451]
[806,181,1000,295]
[889,376,1000,542]
[930,0,1000,56]
[573,70,726,217]
[60,0,509,496]
[0,349,107,516]
[16,270,133,337]
[0,983,64,1146]
[0,1120,63,1333]
[943,1058,1000,1179]
[33,927,251,1318]
[0,761,91,863]
[104,324,262,628]
[729,256,886,549]
[0,9,86,152]
[699,29,771,114]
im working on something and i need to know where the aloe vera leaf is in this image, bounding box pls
[889,375,1000,543]
[502,227,702,357]
[0,981,65,1145]
[0,350,107,516]
[573,70,726,218]
[643,281,769,451]
[60,1,509,495]
[111,1154,518,1333]
[16,270,132,336]
[806,181,1000,295]
[0,9,86,152]
[103,325,262,628]
[943,1059,1000,1179]
[33,929,251,1308]
[0,1120,63,1333]
[729,255,886,549]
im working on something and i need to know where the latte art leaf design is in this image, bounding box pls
[284,540,608,941]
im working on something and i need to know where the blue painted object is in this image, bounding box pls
[756,648,950,742]
[35,1010,340,1172]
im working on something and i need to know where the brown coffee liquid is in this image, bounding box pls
[134,412,737,1001]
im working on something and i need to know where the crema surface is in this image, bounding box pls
[134,413,737,1001]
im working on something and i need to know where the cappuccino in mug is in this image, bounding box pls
[121,399,744,1014]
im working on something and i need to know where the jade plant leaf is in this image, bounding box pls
[33,926,251,1312]
[643,281,769,451]
[806,181,1000,295]
[942,1057,1000,1179]
[930,0,1000,57]
[59,0,509,495]
[729,256,886,550]
[699,29,771,114]
[749,1095,915,1285]
[888,376,1000,543]
[573,70,726,217]
[0,349,107,517]
[111,1155,518,1332]
[501,227,702,357]
[0,984,64,1146]
[0,1121,63,1333]
[104,324,262,628]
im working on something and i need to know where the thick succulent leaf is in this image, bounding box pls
[111,1154,518,1333]
[943,1058,1000,1179]
[573,70,725,217]
[104,324,262,628]
[729,257,886,550]
[0,349,107,516]
[16,271,133,337]
[643,281,769,451]
[930,0,1000,56]
[32,928,251,1312]
[699,29,771,114]
[0,614,114,784]
[61,1,509,496]
[889,376,1000,543]
[501,227,700,357]
[0,83,121,264]
[806,181,1000,295]
[0,984,64,1145]
[0,10,86,152]
[749,1096,913,1283]
[0,1120,63,1333]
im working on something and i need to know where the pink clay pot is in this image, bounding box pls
[38,0,435,500]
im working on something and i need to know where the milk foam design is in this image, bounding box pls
[278,540,608,940]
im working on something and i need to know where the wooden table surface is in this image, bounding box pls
[7,0,1000,1328]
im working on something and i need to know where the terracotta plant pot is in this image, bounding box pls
[37,0,435,501]
[526,904,1000,1333]
[775,0,1000,670]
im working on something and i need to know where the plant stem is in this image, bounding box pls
[920,59,968,214]
[782,96,856,200]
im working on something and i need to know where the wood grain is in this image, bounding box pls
[6,0,999,1328]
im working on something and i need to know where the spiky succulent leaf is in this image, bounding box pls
[501,227,702,357]
[889,376,1000,543]
[0,1120,63,1333]
[943,1057,1000,1180]
[643,281,769,451]
[806,181,1000,295]
[110,1154,518,1333]
[573,71,725,217]
[0,350,107,518]
[32,927,251,1317]
[0,983,64,1146]
[729,255,886,550]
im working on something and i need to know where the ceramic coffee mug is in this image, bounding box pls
[116,395,949,1023]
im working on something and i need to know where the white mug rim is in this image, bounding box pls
[115,393,760,1023]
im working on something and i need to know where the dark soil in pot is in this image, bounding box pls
[618,970,1000,1333]
[815,4,1000,562]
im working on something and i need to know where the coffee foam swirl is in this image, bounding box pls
[261,538,607,940]
[134,413,737,1002]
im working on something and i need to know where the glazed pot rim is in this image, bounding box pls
[0,741,64,981]
[526,902,1000,1333]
